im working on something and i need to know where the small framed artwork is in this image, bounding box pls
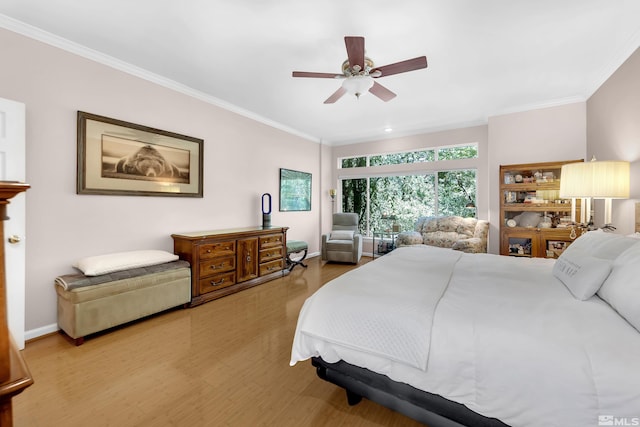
[279,168,311,211]
[547,240,568,258]
[77,111,203,197]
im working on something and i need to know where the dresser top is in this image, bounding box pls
[172,226,288,240]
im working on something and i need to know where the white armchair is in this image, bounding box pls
[321,213,363,264]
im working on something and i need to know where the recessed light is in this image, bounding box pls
[384,127,393,133]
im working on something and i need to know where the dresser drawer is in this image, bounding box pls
[199,241,235,260]
[259,233,284,249]
[199,255,235,277]
[259,259,283,276]
[199,271,236,294]
[259,246,283,263]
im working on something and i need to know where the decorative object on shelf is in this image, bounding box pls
[262,193,272,227]
[560,157,630,230]
[538,213,553,229]
[76,111,204,197]
[279,168,312,211]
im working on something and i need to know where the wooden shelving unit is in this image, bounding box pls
[499,159,585,258]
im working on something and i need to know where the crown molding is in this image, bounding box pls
[0,14,320,144]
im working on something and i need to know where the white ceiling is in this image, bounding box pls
[1,1,640,145]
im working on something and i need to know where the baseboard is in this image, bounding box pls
[25,252,319,342]
[25,323,59,342]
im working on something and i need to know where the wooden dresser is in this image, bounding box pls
[0,182,33,426]
[172,226,288,307]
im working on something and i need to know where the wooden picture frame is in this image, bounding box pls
[279,168,311,211]
[546,240,568,258]
[77,111,203,197]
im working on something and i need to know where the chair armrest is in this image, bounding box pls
[452,237,486,253]
[396,231,423,246]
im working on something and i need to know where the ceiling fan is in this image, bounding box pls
[292,36,428,104]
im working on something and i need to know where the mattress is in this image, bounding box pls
[291,245,640,427]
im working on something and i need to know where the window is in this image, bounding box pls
[341,156,367,168]
[338,143,478,235]
[369,150,434,166]
[437,145,478,160]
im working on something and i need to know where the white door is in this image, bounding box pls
[0,97,27,349]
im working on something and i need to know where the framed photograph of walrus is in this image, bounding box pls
[77,111,203,197]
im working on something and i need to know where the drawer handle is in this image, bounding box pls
[210,263,225,270]
[246,255,251,262]
[206,249,212,253]
[211,278,225,286]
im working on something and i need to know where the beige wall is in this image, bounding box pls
[587,47,640,235]
[487,103,587,253]
[0,28,321,336]
[5,22,637,336]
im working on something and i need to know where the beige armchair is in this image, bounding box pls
[397,216,489,253]
[321,213,363,264]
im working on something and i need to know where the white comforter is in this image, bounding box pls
[290,245,640,427]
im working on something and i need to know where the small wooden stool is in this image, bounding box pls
[286,240,308,271]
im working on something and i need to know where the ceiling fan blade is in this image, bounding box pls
[371,56,428,77]
[369,81,397,102]
[344,36,365,69]
[292,71,343,78]
[324,87,347,104]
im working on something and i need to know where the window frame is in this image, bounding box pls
[336,142,480,236]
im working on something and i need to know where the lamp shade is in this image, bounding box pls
[560,160,630,199]
[559,162,592,198]
[590,161,630,199]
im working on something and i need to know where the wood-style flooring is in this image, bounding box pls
[13,256,425,427]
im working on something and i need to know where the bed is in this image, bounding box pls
[290,231,640,427]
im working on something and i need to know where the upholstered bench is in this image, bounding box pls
[55,251,191,345]
[286,240,308,271]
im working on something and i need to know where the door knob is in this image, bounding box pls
[8,235,21,244]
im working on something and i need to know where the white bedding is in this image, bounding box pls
[290,245,640,427]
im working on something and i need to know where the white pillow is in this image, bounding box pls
[329,230,355,240]
[74,250,179,276]
[561,230,639,260]
[553,248,613,300]
[597,242,640,332]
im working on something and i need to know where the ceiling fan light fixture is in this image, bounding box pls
[342,75,374,98]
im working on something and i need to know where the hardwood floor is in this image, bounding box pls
[13,256,425,427]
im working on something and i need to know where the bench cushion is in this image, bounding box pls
[287,240,308,253]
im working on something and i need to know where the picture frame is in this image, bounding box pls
[279,168,311,211]
[77,111,203,197]
[547,240,568,258]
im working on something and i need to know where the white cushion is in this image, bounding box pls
[329,230,355,240]
[561,230,639,260]
[74,250,179,276]
[597,242,640,331]
[553,249,612,300]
